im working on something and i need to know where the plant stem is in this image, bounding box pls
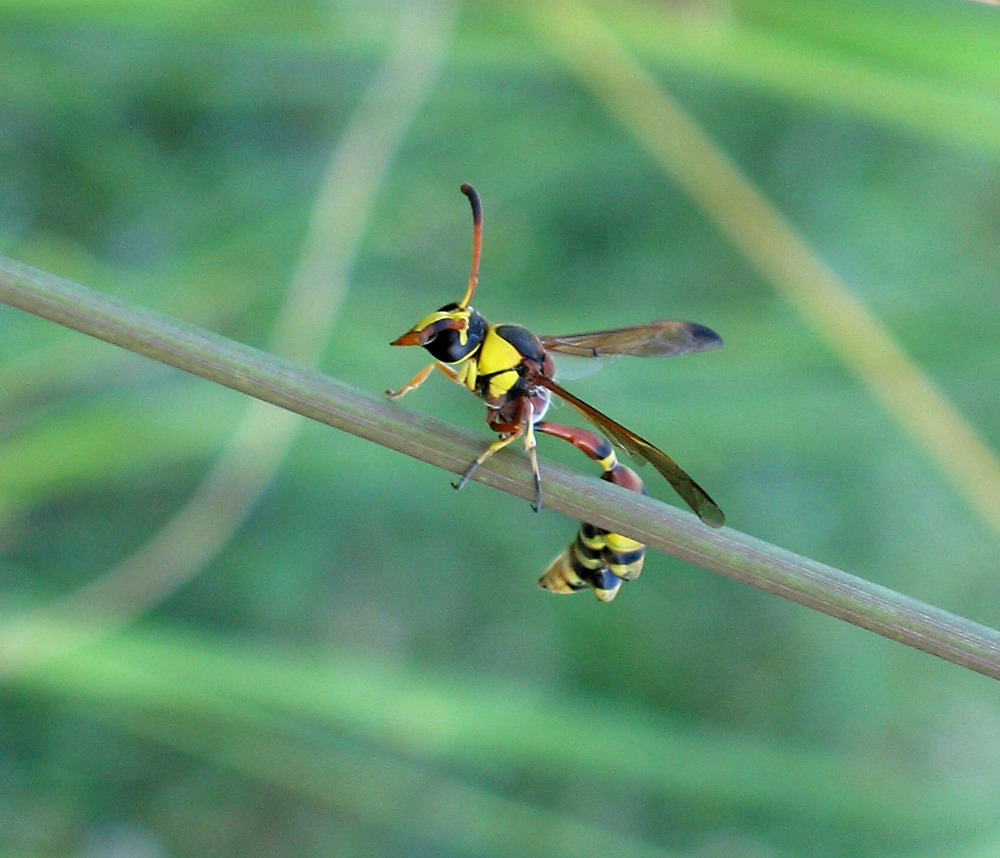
[2,255,999,680]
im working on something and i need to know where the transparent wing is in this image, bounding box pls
[535,375,725,528]
[548,352,623,383]
[540,321,722,359]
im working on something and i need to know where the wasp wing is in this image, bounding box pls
[540,321,722,359]
[535,375,725,528]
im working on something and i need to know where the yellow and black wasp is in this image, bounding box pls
[387,184,723,601]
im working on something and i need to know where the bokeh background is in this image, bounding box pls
[2,1,1000,856]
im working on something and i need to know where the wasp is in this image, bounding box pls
[387,184,723,601]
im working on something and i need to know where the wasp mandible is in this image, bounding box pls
[387,184,724,601]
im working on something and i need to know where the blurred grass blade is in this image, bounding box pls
[118,718,681,858]
[530,0,1000,544]
[0,0,457,674]
[10,624,997,839]
[589,0,1000,154]
[9,632,681,856]
[1,256,1000,680]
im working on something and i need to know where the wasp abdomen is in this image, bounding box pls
[535,422,647,602]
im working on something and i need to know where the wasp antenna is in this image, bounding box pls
[458,183,482,309]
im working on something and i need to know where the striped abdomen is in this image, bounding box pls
[538,446,646,602]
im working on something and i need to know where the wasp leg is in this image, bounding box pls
[454,395,543,510]
[522,414,543,512]
[535,421,615,472]
[452,424,525,493]
[386,362,459,400]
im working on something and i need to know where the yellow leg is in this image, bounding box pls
[385,362,459,400]
[453,424,525,493]
[453,406,544,511]
[522,404,542,511]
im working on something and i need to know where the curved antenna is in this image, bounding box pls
[458,183,482,308]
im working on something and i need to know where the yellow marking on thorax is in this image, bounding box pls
[477,327,522,375]
[475,327,524,398]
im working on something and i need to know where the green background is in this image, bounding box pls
[2,1,1000,855]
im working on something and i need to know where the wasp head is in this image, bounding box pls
[390,302,487,363]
